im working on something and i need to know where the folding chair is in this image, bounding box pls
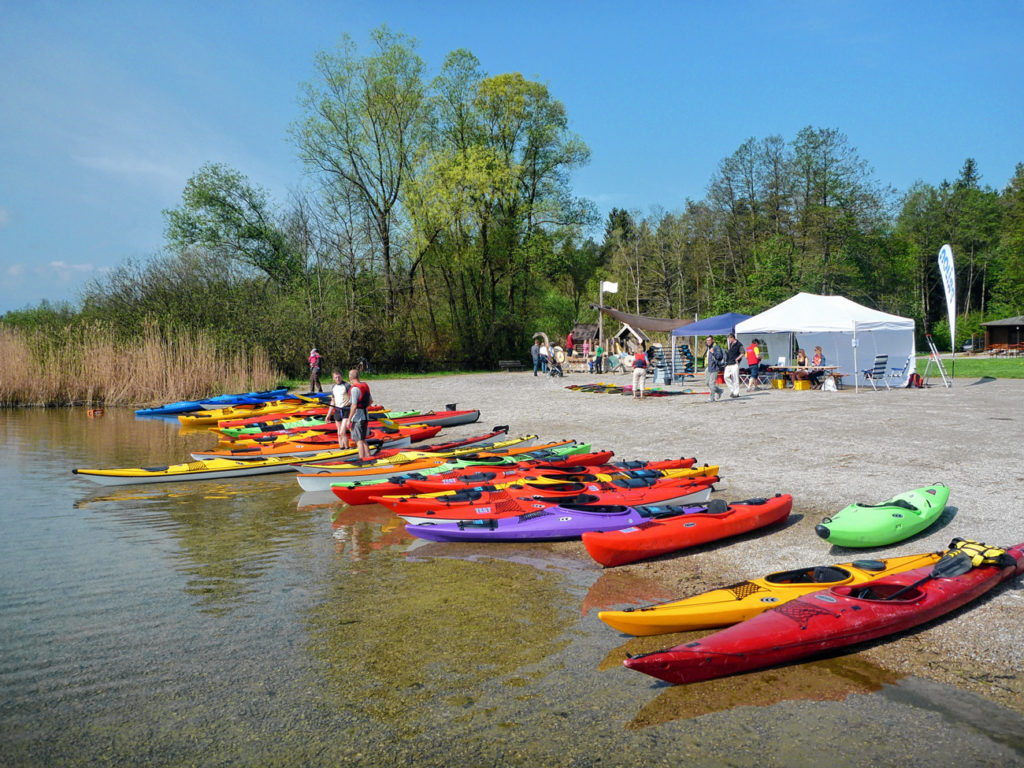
[861,354,889,391]
[886,357,911,387]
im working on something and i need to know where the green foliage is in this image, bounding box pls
[9,26,1023,378]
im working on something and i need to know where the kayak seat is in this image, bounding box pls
[857,499,919,512]
[812,566,850,583]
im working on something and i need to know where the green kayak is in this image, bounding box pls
[815,483,950,547]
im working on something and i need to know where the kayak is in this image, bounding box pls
[177,396,320,426]
[598,549,943,635]
[198,388,301,409]
[405,498,726,543]
[815,483,950,547]
[325,451,619,502]
[73,448,357,486]
[299,441,589,487]
[389,475,718,525]
[623,539,1024,685]
[189,425,442,460]
[214,410,422,439]
[397,464,717,495]
[384,457,698,489]
[134,387,290,416]
[582,493,792,568]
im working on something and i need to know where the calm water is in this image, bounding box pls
[1,409,1022,767]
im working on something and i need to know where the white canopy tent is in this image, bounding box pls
[735,293,916,388]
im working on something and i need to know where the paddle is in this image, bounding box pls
[881,551,974,601]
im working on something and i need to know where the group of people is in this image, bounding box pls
[530,334,603,376]
[308,348,375,459]
[794,345,827,387]
[704,335,829,401]
[324,367,374,459]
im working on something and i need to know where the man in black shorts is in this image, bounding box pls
[324,369,351,449]
[348,368,373,459]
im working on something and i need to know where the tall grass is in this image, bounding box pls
[0,323,281,406]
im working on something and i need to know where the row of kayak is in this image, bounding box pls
[101,391,1022,691]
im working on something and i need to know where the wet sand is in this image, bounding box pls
[376,369,1024,714]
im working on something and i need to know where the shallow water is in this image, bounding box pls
[1,409,1022,766]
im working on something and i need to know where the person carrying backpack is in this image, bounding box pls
[704,336,725,402]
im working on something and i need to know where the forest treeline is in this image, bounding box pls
[4,26,1023,379]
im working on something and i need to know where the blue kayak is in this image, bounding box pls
[135,388,290,416]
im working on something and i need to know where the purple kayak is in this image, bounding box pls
[404,501,724,543]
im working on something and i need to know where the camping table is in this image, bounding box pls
[767,366,839,388]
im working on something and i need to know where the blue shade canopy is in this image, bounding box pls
[671,312,752,337]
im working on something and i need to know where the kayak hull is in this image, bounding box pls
[582,494,792,568]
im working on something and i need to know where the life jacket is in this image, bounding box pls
[745,343,760,365]
[946,538,1016,568]
[633,352,647,369]
[351,382,372,411]
[309,352,321,368]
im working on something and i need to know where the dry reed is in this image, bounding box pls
[0,324,281,406]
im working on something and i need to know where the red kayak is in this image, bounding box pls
[398,457,698,489]
[379,475,719,524]
[328,451,618,505]
[623,539,1024,685]
[398,459,704,494]
[582,494,793,567]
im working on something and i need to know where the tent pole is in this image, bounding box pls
[853,322,859,393]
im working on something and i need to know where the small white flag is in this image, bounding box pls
[600,281,618,294]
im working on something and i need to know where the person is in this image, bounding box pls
[809,345,826,388]
[631,343,648,399]
[531,340,541,376]
[566,331,575,357]
[308,348,323,393]
[582,339,590,358]
[348,368,373,460]
[539,343,550,373]
[704,336,725,402]
[744,338,762,390]
[723,333,744,398]
[324,368,351,449]
[594,343,604,374]
[793,348,809,386]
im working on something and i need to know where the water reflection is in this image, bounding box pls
[306,546,577,734]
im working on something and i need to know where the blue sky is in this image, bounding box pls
[1,0,1022,313]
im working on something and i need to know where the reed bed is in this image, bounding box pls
[0,324,281,407]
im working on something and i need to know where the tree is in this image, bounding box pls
[294,26,428,322]
[163,163,302,287]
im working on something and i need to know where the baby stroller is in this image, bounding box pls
[532,331,564,377]
[548,346,565,377]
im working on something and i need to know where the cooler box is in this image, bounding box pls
[772,379,786,390]
[793,380,811,391]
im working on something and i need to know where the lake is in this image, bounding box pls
[2,408,1022,766]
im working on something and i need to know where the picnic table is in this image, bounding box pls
[766,365,841,389]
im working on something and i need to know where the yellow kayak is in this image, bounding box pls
[177,396,318,426]
[598,551,943,636]
[73,448,354,486]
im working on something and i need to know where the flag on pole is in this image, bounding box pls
[938,244,956,351]
[600,281,618,294]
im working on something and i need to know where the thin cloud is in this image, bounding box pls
[0,208,10,228]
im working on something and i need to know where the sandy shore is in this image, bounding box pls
[373,369,1024,712]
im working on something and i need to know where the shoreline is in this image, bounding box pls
[374,370,1024,713]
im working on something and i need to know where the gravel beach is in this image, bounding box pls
[376,368,1024,713]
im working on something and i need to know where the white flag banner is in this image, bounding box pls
[600,281,618,294]
[938,244,956,351]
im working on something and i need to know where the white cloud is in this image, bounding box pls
[46,261,97,282]
[0,208,10,228]
[6,263,24,277]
